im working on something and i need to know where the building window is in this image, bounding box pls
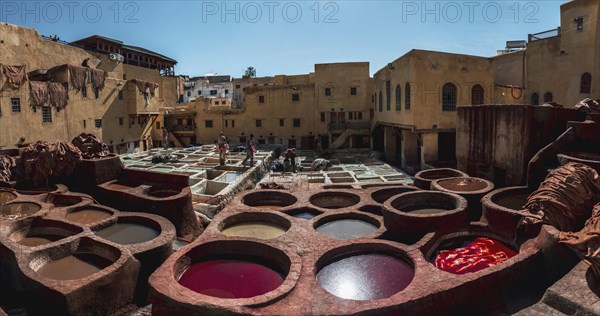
[531,93,540,105]
[386,81,391,111]
[405,83,411,110]
[42,107,52,122]
[177,118,183,125]
[320,112,325,122]
[95,119,102,128]
[214,101,219,105]
[581,72,592,93]
[256,119,262,127]
[197,91,202,96]
[471,84,485,105]
[156,121,161,129]
[351,87,357,95]
[279,118,284,127]
[231,120,235,128]
[292,93,300,101]
[372,94,375,103]
[119,117,124,126]
[442,83,457,111]
[378,92,383,112]
[236,84,241,88]
[83,120,86,128]
[325,88,331,96]
[210,90,217,96]
[293,118,301,128]
[358,112,363,120]
[576,16,584,31]
[225,89,229,94]
[395,84,401,111]
[11,98,21,112]
[225,120,228,128]
[543,92,553,103]
[119,90,124,100]
[259,95,265,103]
[205,120,213,128]
[187,91,191,97]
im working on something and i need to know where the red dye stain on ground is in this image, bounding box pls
[434,238,517,274]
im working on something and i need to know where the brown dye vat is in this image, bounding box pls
[108,183,137,190]
[436,178,488,192]
[66,209,112,225]
[0,191,17,205]
[221,222,287,240]
[48,194,83,207]
[16,184,58,195]
[408,208,449,215]
[37,253,113,280]
[145,187,181,198]
[414,168,468,189]
[310,192,361,209]
[18,234,63,247]
[370,186,419,204]
[0,202,41,219]
[95,223,159,245]
[242,191,298,209]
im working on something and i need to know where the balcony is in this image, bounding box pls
[529,27,560,42]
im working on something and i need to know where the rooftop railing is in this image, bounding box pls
[529,27,561,42]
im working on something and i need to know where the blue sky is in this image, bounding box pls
[1,1,564,76]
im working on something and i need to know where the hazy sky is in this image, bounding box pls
[1,1,565,76]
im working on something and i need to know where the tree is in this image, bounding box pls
[243,66,256,78]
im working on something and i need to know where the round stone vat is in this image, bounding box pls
[10,218,83,248]
[383,191,468,243]
[23,237,138,316]
[281,207,323,220]
[15,183,59,195]
[92,213,176,303]
[357,205,384,216]
[94,217,160,245]
[370,185,420,204]
[65,206,114,225]
[0,190,17,205]
[45,194,84,208]
[107,179,143,191]
[156,239,300,309]
[220,212,291,240]
[0,202,42,220]
[414,168,468,190]
[431,177,494,221]
[428,234,518,275]
[314,213,382,240]
[310,191,361,209]
[316,243,415,300]
[482,186,534,240]
[558,152,600,173]
[241,191,298,210]
[144,185,182,198]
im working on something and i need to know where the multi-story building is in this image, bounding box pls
[160,63,372,149]
[0,23,181,153]
[182,75,233,104]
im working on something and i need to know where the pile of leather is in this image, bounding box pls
[1,64,27,89]
[21,141,82,185]
[0,155,16,182]
[151,154,179,164]
[90,68,106,94]
[560,203,600,278]
[29,81,69,111]
[524,162,600,231]
[130,79,159,97]
[574,98,600,114]
[71,133,110,159]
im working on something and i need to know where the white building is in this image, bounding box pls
[183,74,233,104]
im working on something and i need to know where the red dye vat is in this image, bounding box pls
[434,237,517,274]
[178,259,285,298]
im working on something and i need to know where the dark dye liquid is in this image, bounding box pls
[66,209,112,225]
[0,202,41,218]
[406,208,449,215]
[0,191,16,205]
[317,254,414,300]
[316,219,378,240]
[178,259,285,298]
[37,253,113,280]
[95,223,159,245]
[293,212,316,220]
[18,234,63,247]
[438,178,487,192]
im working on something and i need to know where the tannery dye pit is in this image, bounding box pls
[36,253,113,281]
[95,223,159,245]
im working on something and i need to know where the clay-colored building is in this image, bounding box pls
[162,63,372,149]
[0,23,181,153]
[525,0,598,106]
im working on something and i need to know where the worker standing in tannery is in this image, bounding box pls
[218,132,228,165]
